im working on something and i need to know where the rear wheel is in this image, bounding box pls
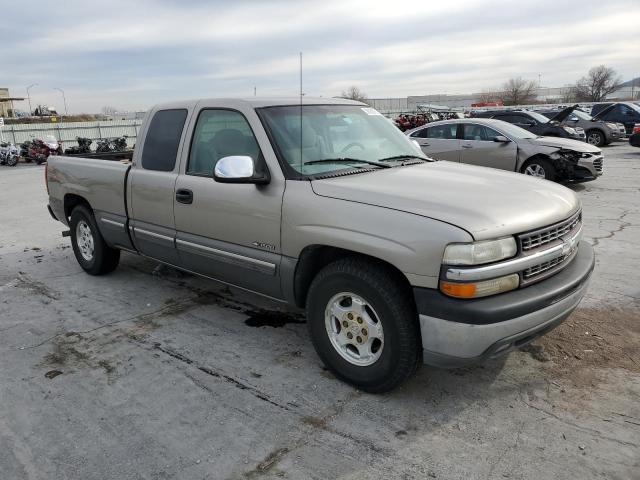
[306,258,421,393]
[586,130,605,147]
[522,158,556,181]
[70,205,120,275]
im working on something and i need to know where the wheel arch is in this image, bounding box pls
[292,245,413,309]
[64,193,93,221]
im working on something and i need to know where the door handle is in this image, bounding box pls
[176,189,193,204]
[420,141,430,146]
[461,144,473,148]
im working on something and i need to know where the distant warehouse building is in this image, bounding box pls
[0,88,25,118]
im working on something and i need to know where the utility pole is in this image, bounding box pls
[54,88,68,116]
[26,83,38,116]
[254,86,257,96]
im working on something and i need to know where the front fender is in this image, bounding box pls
[282,181,472,288]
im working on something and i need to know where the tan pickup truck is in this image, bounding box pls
[46,98,594,392]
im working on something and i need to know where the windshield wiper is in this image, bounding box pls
[377,154,428,162]
[304,158,391,168]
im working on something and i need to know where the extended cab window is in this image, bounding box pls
[188,109,260,176]
[141,109,187,171]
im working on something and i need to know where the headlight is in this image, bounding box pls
[443,237,517,266]
[562,126,576,135]
[440,274,520,299]
[606,123,617,130]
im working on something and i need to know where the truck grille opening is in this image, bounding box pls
[523,254,567,279]
[519,211,581,252]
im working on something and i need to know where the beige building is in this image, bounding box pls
[0,88,25,118]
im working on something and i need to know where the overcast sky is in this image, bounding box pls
[3,0,639,113]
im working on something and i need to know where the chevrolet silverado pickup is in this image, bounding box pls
[46,98,595,392]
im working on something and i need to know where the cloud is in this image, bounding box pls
[2,0,638,112]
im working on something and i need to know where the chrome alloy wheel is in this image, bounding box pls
[524,163,546,178]
[76,220,95,261]
[325,292,384,366]
[587,132,602,145]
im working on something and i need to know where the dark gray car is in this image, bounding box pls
[536,105,623,147]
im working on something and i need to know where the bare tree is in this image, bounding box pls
[497,77,538,106]
[573,65,622,102]
[339,86,368,104]
[101,105,118,116]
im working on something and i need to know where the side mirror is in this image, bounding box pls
[213,155,270,185]
[493,135,510,143]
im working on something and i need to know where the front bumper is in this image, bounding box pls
[414,241,594,368]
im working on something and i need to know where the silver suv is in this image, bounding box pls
[407,118,603,182]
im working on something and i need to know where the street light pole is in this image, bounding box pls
[53,88,68,116]
[26,83,38,116]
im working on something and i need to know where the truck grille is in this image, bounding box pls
[593,157,603,172]
[519,210,581,252]
[523,255,567,279]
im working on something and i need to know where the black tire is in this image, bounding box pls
[69,205,120,275]
[521,158,556,181]
[7,155,18,167]
[586,129,605,147]
[306,257,421,393]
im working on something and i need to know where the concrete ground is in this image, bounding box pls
[0,144,638,480]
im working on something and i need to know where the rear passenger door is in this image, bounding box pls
[128,108,189,264]
[173,107,284,298]
[409,123,460,161]
[459,123,517,171]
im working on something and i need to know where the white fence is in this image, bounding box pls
[0,119,144,148]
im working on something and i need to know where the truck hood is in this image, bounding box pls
[525,136,600,153]
[311,162,580,240]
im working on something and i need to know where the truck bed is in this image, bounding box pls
[61,150,134,161]
[47,155,132,222]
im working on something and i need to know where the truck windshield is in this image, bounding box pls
[259,105,427,176]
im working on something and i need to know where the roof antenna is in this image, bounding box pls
[299,51,303,171]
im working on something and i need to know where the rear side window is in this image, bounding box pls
[141,109,188,171]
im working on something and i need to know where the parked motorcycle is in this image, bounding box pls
[96,135,129,153]
[0,142,20,167]
[25,135,61,164]
[64,137,93,155]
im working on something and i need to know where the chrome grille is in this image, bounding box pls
[523,255,567,279]
[519,211,581,252]
[593,157,603,172]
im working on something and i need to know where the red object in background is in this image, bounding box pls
[632,124,640,134]
[471,101,504,108]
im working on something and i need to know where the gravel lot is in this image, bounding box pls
[1,144,638,480]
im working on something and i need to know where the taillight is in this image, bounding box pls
[633,124,640,134]
[45,162,49,194]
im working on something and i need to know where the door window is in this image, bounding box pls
[425,124,458,139]
[187,109,261,176]
[463,124,502,141]
[141,109,188,171]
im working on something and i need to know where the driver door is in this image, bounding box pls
[459,123,517,171]
[173,108,284,298]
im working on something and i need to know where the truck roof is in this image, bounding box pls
[152,97,367,110]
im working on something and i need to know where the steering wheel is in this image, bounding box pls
[340,142,365,154]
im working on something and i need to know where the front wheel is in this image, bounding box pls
[7,155,18,167]
[306,258,421,393]
[586,130,604,147]
[70,205,120,275]
[522,158,556,181]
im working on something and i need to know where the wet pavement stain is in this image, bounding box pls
[44,369,63,379]
[244,309,306,328]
